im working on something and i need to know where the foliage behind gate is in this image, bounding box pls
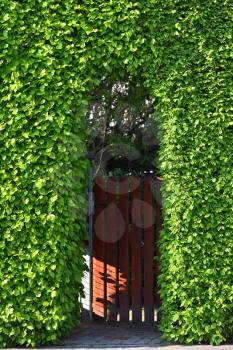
[0,0,232,346]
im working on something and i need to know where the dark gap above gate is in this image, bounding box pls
[85,74,159,179]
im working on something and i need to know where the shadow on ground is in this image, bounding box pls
[48,323,233,350]
[54,323,166,348]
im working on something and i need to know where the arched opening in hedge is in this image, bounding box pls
[82,72,162,323]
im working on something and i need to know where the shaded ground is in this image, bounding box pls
[57,323,165,348]
[48,323,233,350]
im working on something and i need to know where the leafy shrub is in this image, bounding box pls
[0,0,89,346]
[141,1,233,344]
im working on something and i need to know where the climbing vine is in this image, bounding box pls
[0,0,232,346]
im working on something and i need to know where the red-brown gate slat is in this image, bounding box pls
[130,177,142,322]
[143,178,155,322]
[118,178,129,321]
[93,178,106,320]
[155,177,163,314]
[105,178,118,321]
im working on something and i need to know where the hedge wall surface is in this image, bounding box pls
[140,1,233,344]
[0,0,232,346]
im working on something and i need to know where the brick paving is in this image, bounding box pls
[54,323,166,348]
[49,323,233,350]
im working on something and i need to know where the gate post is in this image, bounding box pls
[155,177,163,323]
[88,166,94,322]
[82,152,95,323]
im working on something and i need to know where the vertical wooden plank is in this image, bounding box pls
[93,178,106,320]
[119,178,129,321]
[155,177,163,315]
[131,177,142,322]
[143,178,155,322]
[105,178,118,321]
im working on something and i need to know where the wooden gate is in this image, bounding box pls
[92,177,162,322]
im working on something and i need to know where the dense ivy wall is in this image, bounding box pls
[0,0,232,346]
[140,1,233,344]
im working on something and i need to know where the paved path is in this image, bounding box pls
[48,323,233,350]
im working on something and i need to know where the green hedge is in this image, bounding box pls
[0,0,90,346]
[0,0,232,346]
[141,1,233,344]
